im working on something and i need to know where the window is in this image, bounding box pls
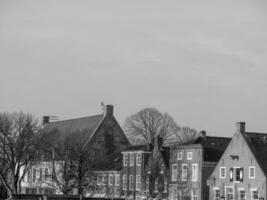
[97,175,101,185]
[115,174,120,186]
[44,168,49,180]
[109,174,113,186]
[249,166,255,179]
[103,174,107,185]
[177,152,183,160]
[136,153,141,166]
[146,176,149,192]
[163,178,168,193]
[251,189,258,200]
[214,189,220,200]
[123,175,127,190]
[123,154,128,166]
[226,187,234,200]
[182,164,188,181]
[219,167,226,179]
[129,175,134,190]
[238,189,245,200]
[154,178,158,192]
[187,152,193,160]
[192,190,198,200]
[136,175,141,191]
[130,154,135,166]
[233,167,243,182]
[171,164,178,181]
[27,170,31,183]
[192,164,198,182]
[33,169,37,182]
[39,168,43,181]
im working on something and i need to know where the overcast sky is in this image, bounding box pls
[0,0,267,136]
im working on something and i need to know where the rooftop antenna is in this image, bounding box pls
[101,101,105,112]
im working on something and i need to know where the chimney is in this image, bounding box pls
[42,116,50,125]
[236,122,246,133]
[200,130,206,139]
[103,104,114,118]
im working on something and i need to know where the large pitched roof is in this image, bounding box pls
[192,136,231,162]
[43,114,103,141]
[242,132,267,175]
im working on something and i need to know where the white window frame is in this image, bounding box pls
[44,168,49,180]
[177,152,183,160]
[123,153,128,166]
[220,167,226,179]
[115,174,120,186]
[249,166,255,179]
[250,188,259,200]
[171,164,178,181]
[187,152,193,160]
[182,163,188,181]
[192,164,198,182]
[129,175,134,191]
[238,188,245,200]
[130,153,134,166]
[136,175,141,191]
[225,186,234,200]
[136,153,141,166]
[97,174,101,185]
[154,178,158,192]
[191,190,198,200]
[122,175,127,190]
[163,178,168,193]
[213,188,220,200]
[108,174,113,186]
[102,174,107,185]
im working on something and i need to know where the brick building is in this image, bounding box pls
[121,136,170,200]
[208,122,267,200]
[169,132,230,200]
[21,105,130,195]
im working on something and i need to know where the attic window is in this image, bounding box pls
[230,155,239,161]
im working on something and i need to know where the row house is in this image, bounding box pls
[169,132,230,200]
[121,136,170,200]
[208,122,267,200]
[21,105,130,195]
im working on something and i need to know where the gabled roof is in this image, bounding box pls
[43,114,103,142]
[194,136,231,162]
[242,132,267,175]
[173,135,231,162]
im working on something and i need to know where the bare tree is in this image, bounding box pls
[0,112,39,195]
[39,129,99,195]
[124,108,198,146]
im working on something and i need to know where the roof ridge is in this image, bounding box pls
[47,114,103,124]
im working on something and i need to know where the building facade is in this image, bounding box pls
[169,132,230,200]
[21,105,130,195]
[208,122,267,200]
[121,136,170,200]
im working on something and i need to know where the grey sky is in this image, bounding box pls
[1,0,267,136]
